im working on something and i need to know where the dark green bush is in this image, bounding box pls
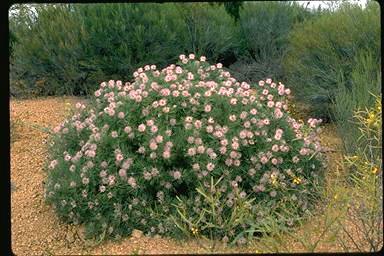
[10,3,238,97]
[44,54,325,244]
[283,1,380,120]
[228,1,314,84]
[332,50,381,154]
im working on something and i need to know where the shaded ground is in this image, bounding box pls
[9,96,375,255]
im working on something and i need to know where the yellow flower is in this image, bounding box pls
[367,111,375,125]
[351,155,359,161]
[293,177,301,185]
[371,166,379,174]
[191,227,198,235]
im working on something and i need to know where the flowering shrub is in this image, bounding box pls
[44,54,325,243]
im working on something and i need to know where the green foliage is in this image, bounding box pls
[332,51,381,154]
[10,4,95,96]
[43,55,325,243]
[209,2,244,22]
[10,3,238,97]
[338,97,382,252]
[283,1,380,120]
[229,1,314,84]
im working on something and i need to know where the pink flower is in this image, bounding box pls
[206,125,214,133]
[99,185,106,192]
[200,56,206,61]
[159,98,167,106]
[216,63,223,69]
[225,158,233,166]
[187,73,194,80]
[124,126,132,133]
[271,158,278,165]
[230,98,237,105]
[156,135,164,143]
[173,170,182,179]
[151,126,158,133]
[267,101,274,108]
[187,136,195,144]
[274,109,283,119]
[128,177,137,187]
[267,94,274,101]
[207,162,215,171]
[260,156,268,164]
[119,169,127,177]
[138,146,145,154]
[192,163,200,170]
[138,124,146,132]
[239,130,247,139]
[259,80,265,86]
[204,104,212,112]
[231,142,239,150]
[172,90,180,97]
[82,177,89,185]
[244,121,251,128]
[135,95,142,103]
[69,165,76,172]
[189,53,195,60]
[182,90,190,97]
[163,151,171,159]
[272,144,279,152]
[285,88,291,95]
[179,54,186,60]
[220,139,228,146]
[197,145,205,154]
[263,119,270,125]
[170,118,177,126]
[187,147,196,156]
[299,148,308,156]
[111,131,118,138]
[185,116,193,123]
[87,150,96,158]
[175,66,183,74]
[238,111,247,120]
[229,115,237,122]
[116,154,123,161]
[165,130,172,136]
[146,119,154,126]
[274,133,282,141]
[248,168,256,176]
[194,120,202,128]
[150,142,158,150]
[292,156,300,163]
[220,146,227,155]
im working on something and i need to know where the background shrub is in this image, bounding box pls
[283,1,380,121]
[332,51,381,154]
[228,1,314,84]
[10,3,238,97]
[10,2,317,98]
[43,54,325,243]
